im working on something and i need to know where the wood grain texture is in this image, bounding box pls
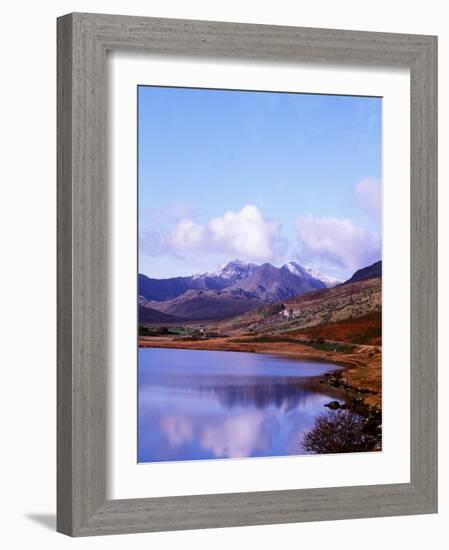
[57,12,438,536]
[57,13,74,536]
[410,36,438,508]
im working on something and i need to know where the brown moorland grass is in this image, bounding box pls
[287,311,382,346]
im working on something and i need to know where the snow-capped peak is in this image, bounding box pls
[196,259,258,282]
[283,261,341,288]
[213,259,257,280]
[303,266,341,288]
[284,261,304,276]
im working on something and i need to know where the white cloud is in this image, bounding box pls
[296,215,380,271]
[169,204,286,262]
[171,218,206,249]
[354,177,382,220]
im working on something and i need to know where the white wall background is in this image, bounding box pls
[0,1,445,548]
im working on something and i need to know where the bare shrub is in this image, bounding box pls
[302,410,380,454]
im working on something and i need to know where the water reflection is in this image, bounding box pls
[196,381,326,411]
[200,412,269,458]
[138,348,343,462]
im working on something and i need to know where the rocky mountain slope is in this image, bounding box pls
[234,262,325,302]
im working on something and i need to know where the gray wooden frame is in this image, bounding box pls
[57,12,438,537]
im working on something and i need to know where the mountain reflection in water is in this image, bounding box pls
[138,348,343,462]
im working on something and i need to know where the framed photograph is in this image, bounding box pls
[57,13,437,536]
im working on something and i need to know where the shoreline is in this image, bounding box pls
[138,336,382,411]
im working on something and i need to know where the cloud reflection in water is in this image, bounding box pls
[138,348,343,462]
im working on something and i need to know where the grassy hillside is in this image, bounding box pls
[214,277,381,341]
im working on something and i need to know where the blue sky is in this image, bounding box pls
[138,86,382,280]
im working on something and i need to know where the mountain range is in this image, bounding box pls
[139,259,345,323]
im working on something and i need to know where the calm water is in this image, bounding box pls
[138,348,343,463]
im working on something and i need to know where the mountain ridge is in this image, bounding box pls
[343,260,382,285]
[233,262,325,303]
[139,259,338,302]
[139,259,380,323]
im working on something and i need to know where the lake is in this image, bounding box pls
[138,347,343,462]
